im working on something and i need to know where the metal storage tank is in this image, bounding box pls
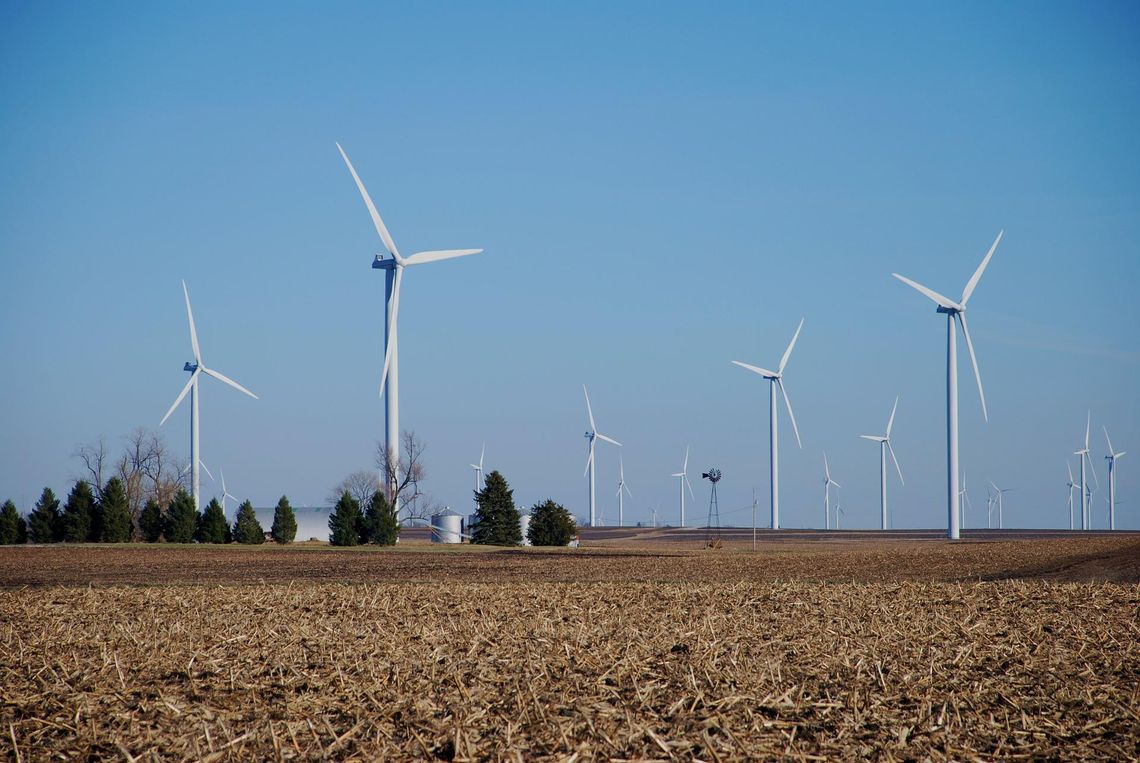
[431,509,464,544]
[519,512,532,546]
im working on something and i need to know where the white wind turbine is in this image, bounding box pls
[732,318,805,530]
[160,281,258,511]
[220,470,238,520]
[859,395,904,530]
[989,481,1012,529]
[336,143,482,514]
[616,454,632,527]
[822,452,841,530]
[1066,462,1079,531]
[1073,412,1097,530]
[469,443,486,514]
[670,446,696,527]
[1103,427,1125,531]
[582,385,621,527]
[835,503,845,530]
[893,231,1002,539]
[959,472,973,530]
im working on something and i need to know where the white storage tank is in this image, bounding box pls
[431,509,464,544]
[519,512,532,546]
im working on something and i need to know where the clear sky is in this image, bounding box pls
[2,1,1138,531]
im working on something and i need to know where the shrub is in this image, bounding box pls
[527,499,577,546]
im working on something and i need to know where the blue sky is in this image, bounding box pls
[2,1,1138,531]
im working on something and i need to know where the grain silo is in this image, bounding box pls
[519,511,532,546]
[431,509,464,544]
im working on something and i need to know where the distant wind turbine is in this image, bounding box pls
[1103,427,1125,531]
[160,281,258,511]
[822,452,841,530]
[616,454,632,527]
[670,446,696,527]
[470,443,485,514]
[1073,412,1097,530]
[1066,462,1079,531]
[582,385,621,527]
[859,396,904,530]
[989,481,1012,529]
[732,318,805,530]
[220,470,238,520]
[336,143,482,515]
[959,472,973,530]
[893,231,1002,539]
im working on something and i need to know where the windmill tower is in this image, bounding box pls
[702,468,722,549]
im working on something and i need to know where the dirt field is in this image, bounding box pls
[2,538,1138,760]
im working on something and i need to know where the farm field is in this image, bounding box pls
[2,536,1138,760]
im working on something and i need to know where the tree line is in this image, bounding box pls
[0,480,298,545]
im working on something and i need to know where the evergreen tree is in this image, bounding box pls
[472,470,522,545]
[138,499,164,542]
[270,495,297,544]
[99,478,133,542]
[164,489,198,543]
[61,480,95,543]
[527,499,578,546]
[0,500,26,545]
[328,491,363,546]
[362,490,399,545]
[28,487,62,543]
[232,500,265,544]
[196,498,231,544]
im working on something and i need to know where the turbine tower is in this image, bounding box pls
[859,395,904,530]
[822,452,841,530]
[1103,427,1125,531]
[582,385,621,527]
[989,481,1012,529]
[1073,412,1096,530]
[732,318,805,530]
[670,446,695,527]
[616,454,632,527]
[1066,462,1078,531]
[160,281,258,511]
[893,231,1002,539]
[336,143,482,515]
[220,470,238,520]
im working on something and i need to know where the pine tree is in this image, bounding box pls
[0,500,25,545]
[164,489,197,543]
[196,498,231,544]
[99,478,133,542]
[328,491,363,546]
[61,481,95,543]
[28,487,62,543]
[139,499,164,542]
[270,495,297,544]
[362,490,399,545]
[472,470,522,546]
[527,499,577,546]
[232,500,265,544]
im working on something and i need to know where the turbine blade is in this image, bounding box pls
[1067,462,1074,483]
[159,370,199,426]
[823,451,831,480]
[1103,426,1114,457]
[961,230,1003,305]
[583,385,596,433]
[778,317,804,375]
[1085,411,1091,450]
[778,379,802,448]
[683,446,689,472]
[859,435,885,442]
[731,360,778,378]
[685,475,696,501]
[584,440,595,478]
[336,143,401,259]
[201,366,259,400]
[887,441,904,485]
[670,472,684,478]
[479,442,485,471]
[892,273,960,310]
[956,313,987,421]
[378,266,403,396]
[182,280,201,364]
[624,483,633,498]
[199,460,215,482]
[403,249,482,266]
[886,395,900,437]
[596,433,622,447]
[1087,456,1099,489]
[831,480,842,488]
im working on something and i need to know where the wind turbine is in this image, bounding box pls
[582,385,621,527]
[616,454,632,527]
[835,503,844,530]
[732,318,805,530]
[1104,427,1125,531]
[160,281,258,511]
[986,489,996,529]
[220,470,238,520]
[670,446,696,527]
[336,143,482,515]
[469,443,485,514]
[989,481,1012,529]
[1066,462,1079,531]
[959,472,973,530]
[822,452,841,530]
[893,231,1002,539]
[859,395,904,530]
[1074,412,1097,530]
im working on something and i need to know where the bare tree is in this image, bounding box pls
[329,470,380,509]
[375,430,430,519]
[75,429,186,530]
[73,436,109,499]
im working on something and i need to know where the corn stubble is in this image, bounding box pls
[3,580,1137,760]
